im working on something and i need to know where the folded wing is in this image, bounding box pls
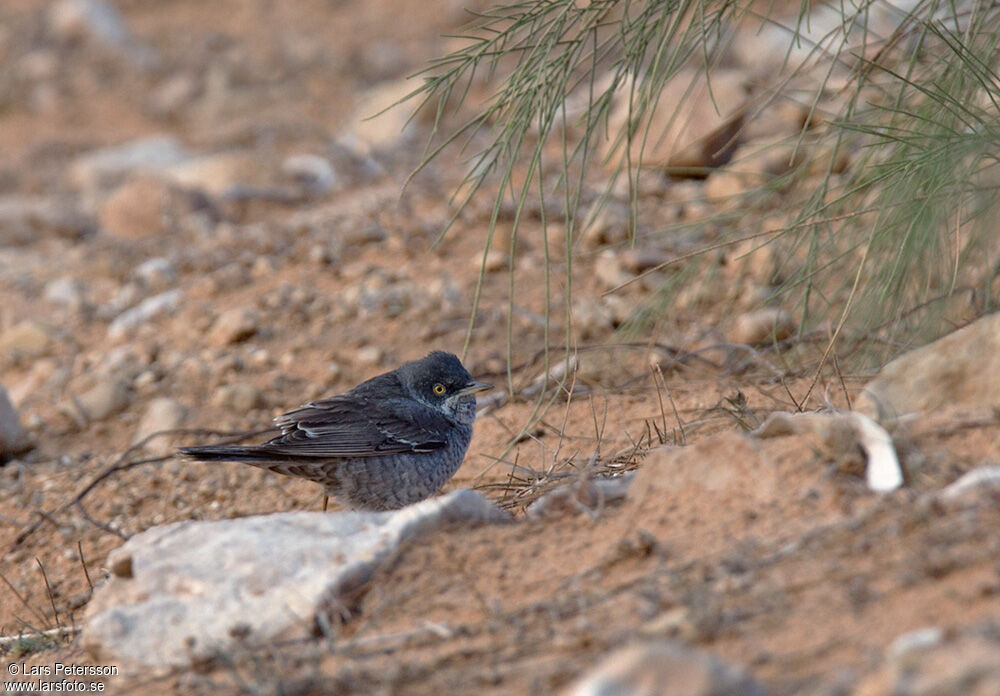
[258,395,449,458]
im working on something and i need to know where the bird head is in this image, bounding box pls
[399,351,493,425]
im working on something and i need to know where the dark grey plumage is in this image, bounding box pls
[180,351,492,511]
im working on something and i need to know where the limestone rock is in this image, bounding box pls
[855,314,1000,423]
[565,640,767,696]
[83,490,507,672]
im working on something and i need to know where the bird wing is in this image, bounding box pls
[258,395,450,458]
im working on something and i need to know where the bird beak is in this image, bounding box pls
[458,380,493,396]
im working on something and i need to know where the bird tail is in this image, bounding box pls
[179,445,277,463]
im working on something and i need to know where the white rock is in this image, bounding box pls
[44,277,87,310]
[134,257,176,287]
[751,411,903,492]
[282,154,337,196]
[856,314,1000,424]
[48,0,156,67]
[70,136,188,192]
[83,490,507,672]
[107,289,182,340]
[565,640,766,696]
[939,466,1000,502]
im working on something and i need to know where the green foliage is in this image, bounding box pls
[408,0,1000,366]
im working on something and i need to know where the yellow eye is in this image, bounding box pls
[433,383,446,395]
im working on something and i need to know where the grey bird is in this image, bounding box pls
[180,351,492,511]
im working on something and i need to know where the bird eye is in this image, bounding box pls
[433,383,446,395]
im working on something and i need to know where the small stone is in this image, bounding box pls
[107,289,182,341]
[939,466,1000,503]
[573,297,615,339]
[594,251,632,291]
[66,379,131,423]
[43,277,87,310]
[281,154,337,197]
[0,320,54,360]
[133,398,188,452]
[565,640,766,696]
[70,136,188,192]
[163,152,257,197]
[339,79,416,155]
[0,385,32,460]
[212,383,262,415]
[134,257,176,288]
[148,73,198,118]
[477,249,508,273]
[99,175,173,240]
[729,308,796,345]
[208,307,259,346]
[356,346,384,366]
[48,0,155,68]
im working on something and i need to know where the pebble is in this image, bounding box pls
[43,277,87,311]
[70,136,188,192]
[133,398,188,452]
[729,308,797,345]
[212,383,262,415]
[573,298,615,338]
[208,307,259,346]
[0,385,32,459]
[281,154,337,197]
[477,249,508,273]
[356,346,384,365]
[594,251,633,291]
[134,257,176,288]
[65,379,131,423]
[565,640,766,696]
[0,320,54,360]
[99,175,172,240]
[107,289,183,340]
